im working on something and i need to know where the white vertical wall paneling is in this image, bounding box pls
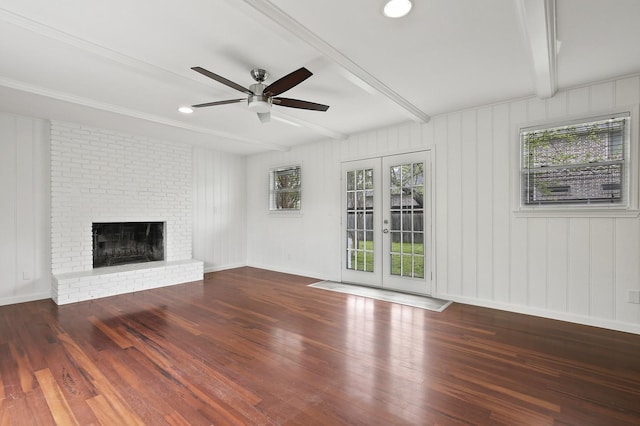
[423,123,436,280]
[192,146,247,272]
[615,76,640,107]
[476,107,493,300]
[590,81,615,111]
[15,118,35,292]
[492,103,511,303]
[567,219,590,316]
[33,119,50,298]
[398,125,410,153]
[525,98,548,309]
[0,113,50,305]
[568,86,590,116]
[509,100,529,306]
[546,218,568,312]
[612,76,640,325]
[0,115,17,299]
[528,97,547,122]
[387,125,400,154]
[433,117,448,294]
[547,91,568,119]
[191,152,205,262]
[590,219,615,319]
[614,219,640,324]
[447,113,463,295]
[527,218,548,309]
[461,110,477,298]
[375,128,385,153]
[410,122,423,151]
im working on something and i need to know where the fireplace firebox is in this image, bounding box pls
[92,222,164,268]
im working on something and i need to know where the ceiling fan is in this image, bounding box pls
[190,66,330,123]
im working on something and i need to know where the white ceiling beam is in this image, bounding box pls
[240,0,431,124]
[272,111,348,140]
[0,76,290,151]
[517,0,558,99]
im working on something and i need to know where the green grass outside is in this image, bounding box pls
[348,241,425,278]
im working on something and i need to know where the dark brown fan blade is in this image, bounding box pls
[263,67,312,96]
[191,99,245,108]
[272,97,329,111]
[191,67,253,95]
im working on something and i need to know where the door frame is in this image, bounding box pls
[340,150,435,295]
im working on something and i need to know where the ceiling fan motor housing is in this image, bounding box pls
[248,83,272,113]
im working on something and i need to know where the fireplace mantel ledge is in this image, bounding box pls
[53,259,202,280]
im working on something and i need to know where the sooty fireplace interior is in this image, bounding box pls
[92,222,164,268]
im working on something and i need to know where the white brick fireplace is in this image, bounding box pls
[50,121,203,304]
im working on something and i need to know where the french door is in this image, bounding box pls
[341,151,432,295]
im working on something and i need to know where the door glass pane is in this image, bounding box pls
[347,192,355,209]
[346,168,374,272]
[347,171,355,190]
[389,161,425,278]
[365,169,374,189]
[390,210,400,230]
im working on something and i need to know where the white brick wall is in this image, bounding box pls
[50,121,202,303]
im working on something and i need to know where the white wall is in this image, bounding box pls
[0,113,51,306]
[192,146,247,272]
[246,74,640,334]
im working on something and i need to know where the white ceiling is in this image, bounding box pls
[0,0,639,155]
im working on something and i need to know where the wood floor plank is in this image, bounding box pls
[1,267,639,425]
[88,315,134,349]
[56,332,145,426]
[33,368,78,426]
[8,344,35,394]
[86,394,126,425]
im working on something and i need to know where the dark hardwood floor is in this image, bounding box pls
[1,267,639,425]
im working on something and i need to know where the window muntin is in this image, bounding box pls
[269,165,301,211]
[521,112,630,207]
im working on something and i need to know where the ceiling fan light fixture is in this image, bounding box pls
[383,0,412,18]
[248,97,272,113]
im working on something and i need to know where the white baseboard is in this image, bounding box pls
[203,262,248,274]
[436,293,640,336]
[245,262,329,281]
[0,291,51,307]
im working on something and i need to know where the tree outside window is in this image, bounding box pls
[269,165,301,211]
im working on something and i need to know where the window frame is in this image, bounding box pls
[268,164,302,212]
[515,106,640,218]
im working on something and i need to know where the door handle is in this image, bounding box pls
[383,228,389,234]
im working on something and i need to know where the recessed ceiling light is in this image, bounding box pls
[178,106,194,114]
[383,0,412,18]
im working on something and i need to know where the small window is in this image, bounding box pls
[269,165,301,211]
[521,112,630,207]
